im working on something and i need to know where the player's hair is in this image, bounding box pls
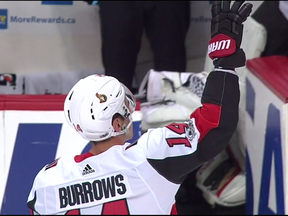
[91,113,125,145]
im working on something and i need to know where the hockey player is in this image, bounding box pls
[27,1,253,214]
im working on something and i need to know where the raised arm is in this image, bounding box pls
[140,0,253,184]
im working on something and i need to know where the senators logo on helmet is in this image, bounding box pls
[96,93,107,103]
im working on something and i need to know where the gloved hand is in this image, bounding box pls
[208,1,253,68]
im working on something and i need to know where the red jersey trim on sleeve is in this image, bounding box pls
[190,103,221,142]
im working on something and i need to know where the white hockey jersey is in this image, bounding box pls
[27,71,240,215]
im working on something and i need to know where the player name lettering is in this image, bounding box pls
[208,39,231,54]
[59,174,127,208]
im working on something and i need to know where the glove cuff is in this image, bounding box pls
[208,34,237,59]
[213,49,246,68]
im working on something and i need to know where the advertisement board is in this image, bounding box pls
[245,56,288,214]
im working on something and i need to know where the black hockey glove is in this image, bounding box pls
[208,0,253,68]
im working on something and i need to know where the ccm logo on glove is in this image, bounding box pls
[208,34,236,59]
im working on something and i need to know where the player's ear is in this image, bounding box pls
[112,114,125,132]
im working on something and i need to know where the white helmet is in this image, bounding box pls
[64,74,136,142]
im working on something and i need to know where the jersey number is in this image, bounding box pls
[102,199,129,214]
[165,123,191,147]
[65,199,129,215]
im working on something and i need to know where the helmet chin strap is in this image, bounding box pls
[111,115,133,137]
